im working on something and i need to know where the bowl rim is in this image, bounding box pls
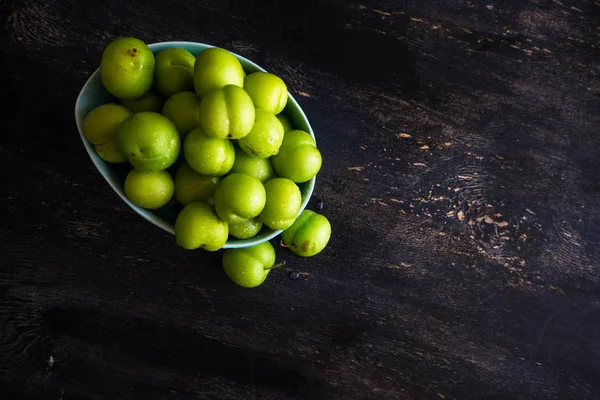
[74,40,316,249]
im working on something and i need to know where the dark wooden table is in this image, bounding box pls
[2,0,600,399]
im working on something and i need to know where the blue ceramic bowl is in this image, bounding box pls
[74,41,316,249]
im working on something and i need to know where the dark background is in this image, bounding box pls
[1,0,600,399]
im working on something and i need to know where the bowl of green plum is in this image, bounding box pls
[74,38,324,251]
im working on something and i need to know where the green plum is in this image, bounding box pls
[213,173,266,224]
[193,47,245,97]
[120,91,163,113]
[271,130,322,183]
[229,146,275,183]
[282,210,331,257]
[162,91,202,137]
[124,169,174,209]
[259,178,302,230]
[175,201,228,251]
[238,109,284,158]
[198,85,255,139]
[95,139,127,163]
[222,241,282,288]
[229,217,263,239]
[276,113,292,133]
[184,127,235,176]
[243,72,288,114]
[117,112,181,172]
[82,103,132,145]
[154,48,195,97]
[174,162,220,206]
[100,37,154,99]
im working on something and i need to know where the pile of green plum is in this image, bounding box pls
[81,37,331,287]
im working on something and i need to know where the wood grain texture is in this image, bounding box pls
[1,0,600,399]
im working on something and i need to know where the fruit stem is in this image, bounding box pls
[264,260,287,270]
[279,240,289,248]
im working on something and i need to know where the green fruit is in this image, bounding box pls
[229,146,275,183]
[174,201,229,251]
[162,91,202,137]
[214,173,266,224]
[198,85,255,139]
[259,178,302,230]
[243,72,288,114]
[174,162,220,206]
[117,112,181,172]
[271,130,322,183]
[184,127,235,176]
[277,113,292,133]
[229,217,263,239]
[193,47,245,98]
[95,138,127,163]
[238,109,284,158]
[100,37,154,99]
[83,103,132,145]
[282,210,331,257]
[120,91,163,113]
[222,242,277,288]
[124,169,174,209]
[154,48,195,97]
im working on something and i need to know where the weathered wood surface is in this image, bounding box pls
[1,0,600,398]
